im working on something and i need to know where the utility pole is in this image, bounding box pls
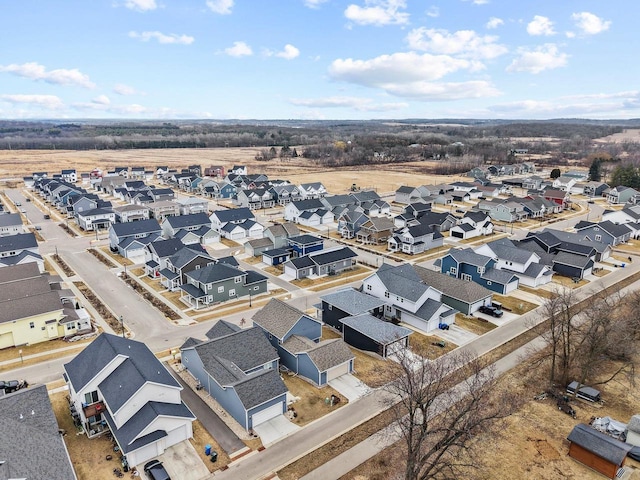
[119,315,125,338]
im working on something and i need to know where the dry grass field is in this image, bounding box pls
[594,128,640,143]
[0,148,471,194]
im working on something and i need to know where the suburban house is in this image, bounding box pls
[245,237,274,257]
[261,248,291,266]
[229,165,248,175]
[414,266,493,315]
[264,222,300,249]
[607,186,640,205]
[288,234,324,257]
[298,182,327,199]
[394,186,423,204]
[284,199,333,226]
[439,248,519,294]
[204,165,225,177]
[160,247,215,290]
[0,263,90,348]
[234,188,275,210]
[144,201,180,221]
[108,219,162,259]
[0,384,77,480]
[209,207,255,233]
[552,175,577,191]
[601,205,640,226]
[449,211,493,240]
[356,217,395,244]
[77,208,116,231]
[543,188,571,208]
[149,188,176,203]
[350,190,391,216]
[177,197,209,215]
[61,168,77,183]
[388,223,444,255]
[574,220,633,246]
[63,333,195,467]
[413,211,458,232]
[112,204,150,223]
[567,424,632,479]
[180,262,268,309]
[477,199,528,223]
[144,238,187,278]
[361,263,457,333]
[337,208,368,239]
[0,213,24,236]
[220,219,264,240]
[0,232,43,271]
[283,246,357,280]
[474,238,554,287]
[269,184,302,205]
[180,322,288,430]
[161,213,213,239]
[582,181,609,197]
[319,288,386,332]
[252,299,355,386]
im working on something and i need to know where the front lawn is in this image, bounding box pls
[283,375,346,426]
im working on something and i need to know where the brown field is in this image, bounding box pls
[0,148,471,193]
[594,128,640,143]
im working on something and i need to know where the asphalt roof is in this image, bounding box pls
[373,263,430,302]
[0,384,77,480]
[64,333,180,394]
[211,207,255,223]
[288,234,323,246]
[110,218,161,237]
[233,369,288,410]
[320,288,387,316]
[288,256,316,269]
[165,212,211,229]
[291,198,325,211]
[0,212,22,227]
[485,238,534,264]
[308,246,357,266]
[186,262,245,284]
[481,268,518,284]
[553,252,593,268]
[415,297,447,321]
[148,238,185,258]
[168,247,213,270]
[445,247,493,267]
[567,423,632,466]
[252,298,320,340]
[205,319,241,339]
[304,339,354,372]
[0,262,41,283]
[414,265,492,303]
[341,314,412,344]
[0,232,38,252]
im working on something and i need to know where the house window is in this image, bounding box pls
[29,322,35,329]
[477,266,485,274]
[449,267,457,275]
[384,291,390,298]
[235,276,242,284]
[84,391,99,404]
[366,284,372,291]
[67,324,74,330]
[328,304,332,310]
[208,295,213,302]
[462,273,472,281]
[218,286,224,293]
[229,289,236,297]
[595,235,602,241]
[195,265,200,270]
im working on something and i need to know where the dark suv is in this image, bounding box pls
[144,460,171,480]
[478,305,504,318]
[0,380,21,393]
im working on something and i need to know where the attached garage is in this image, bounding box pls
[0,331,15,349]
[251,401,284,427]
[326,361,350,381]
[127,439,162,467]
[341,313,412,359]
[165,423,190,448]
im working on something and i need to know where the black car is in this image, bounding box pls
[144,460,171,480]
[0,380,20,393]
[478,305,504,318]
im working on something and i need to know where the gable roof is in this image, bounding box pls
[291,198,325,211]
[148,238,186,258]
[252,298,320,340]
[110,218,161,237]
[0,385,77,480]
[211,207,255,223]
[341,313,412,344]
[373,263,431,303]
[0,212,23,227]
[164,212,211,228]
[320,288,387,316]
[484,238,535,264]
[64,333,179,393]
[205,319,241,339]
[288,234,323,246]
[445,247,493,267]
[308,246,357,266]
[0,232,38,251]
[414,265,492,303]
[567,423,632,466]
[185,262,245,284]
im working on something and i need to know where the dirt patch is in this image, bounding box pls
[283,375,347,426]
[121,273,181,320]
[87,248,117,268]
[493,293,539,314]
[408,332,457,359]
[350,348,393,388]
[190,420,231,472]
[51,253,76,277]
[454,313,497,336]
[73,281,128,334]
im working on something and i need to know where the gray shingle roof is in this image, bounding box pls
[205,320,241,339]
[252,298,320,340]
[288,234,323,246]
[320,288,386,316]
[0,212,22,227]
[553,252,593,268]
[148,238,186,258]
[288,256,316,269]
[341,314,412,344]
[308,247,357,266]
[373,263,429,302]
[305,339,354,372]
[485,238,534,264]
[414,265,492,304]
[211,207,255,223]
[567,423,632,466]
[0,385,77,480]
[291,198,325,211]
[168,247,213,270]
[233,369,288,410]
[481,268,518,284]
[64,333,180,393]
[0,262,40,283]
[446,248,493,268]
[110,218,161,237]
[0,232,38,252]
[165,212,211,228]
[186,262,245,284]
[415,297,446,321]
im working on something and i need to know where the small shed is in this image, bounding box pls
[627,415,640,447]
[567,423,632,479]
[341,314,412,358]
[262,248,291,266]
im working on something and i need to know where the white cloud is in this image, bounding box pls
[344,0,409,26]
[426,6,439,18]
[124,0,157,11]
[0,62,95,88]
[527,15,555,36]
[0,94,64,109]
[329,52,500,100]
[463,0,489,5]
[406,28,508,60]
[92,95,111,105]
[507,44,568,74]
[571,12,611,35]
[565,31,576,38]
[206,0,234,15]
[486,17,503,29]
[275,44,300,60]
[303,0,328,8]
[289,96,407,111]
[224,41,253,57]
[113,84,142,96]
[129,31,194,45]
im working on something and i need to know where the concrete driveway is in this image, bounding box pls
[436,324,478,346]
[328,373,371,402]
[252,415,300,447]
[152,440,210,480]
[473,310,519,327]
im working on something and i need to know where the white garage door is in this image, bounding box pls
[252,402,283,427]
[326,361,350,381]
[129,440,160,467]
[165,424,188,449]
[284,264,297,278]
[231,231,245,240]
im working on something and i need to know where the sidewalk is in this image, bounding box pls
[0,343,89,369]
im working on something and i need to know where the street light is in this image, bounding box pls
[119,315,125,338]
[249,290,252,307]
[19,349,23,363]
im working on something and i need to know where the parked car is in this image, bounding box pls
[478,305,504,318]
[144,460,171,480]
[0,380,22,393]
[43,214,50,219]
[35,226,42,231]
[26,198,31,202]
[15,201,21,206]
[20,208,26,213]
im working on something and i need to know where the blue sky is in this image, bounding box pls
[0,1,635,120]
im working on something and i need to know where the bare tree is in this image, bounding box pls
[384,349,518,480]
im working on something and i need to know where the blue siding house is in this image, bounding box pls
[252,299,355,386]
[287,234,324,257]
[180,322,288,430]
[440,247,518,294]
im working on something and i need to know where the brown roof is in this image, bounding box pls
[0,291,63,324]
[0,263,41,284]
[252,298,320,340]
